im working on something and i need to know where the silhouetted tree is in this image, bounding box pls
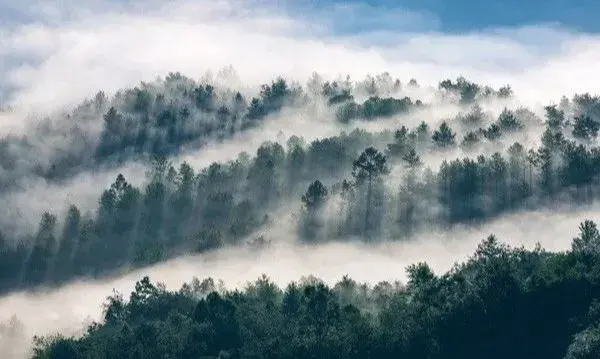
[352,147,390,236]
[432,121,456,148]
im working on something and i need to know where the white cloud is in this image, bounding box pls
[1,0,600,112]
[1,4,599,356]
[0,0,589,232]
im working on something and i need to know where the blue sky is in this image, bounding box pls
[293,0,597,33]
[409,0,593,32]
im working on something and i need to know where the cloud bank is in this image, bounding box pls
[1,0,600,112]
[0,3,599,358]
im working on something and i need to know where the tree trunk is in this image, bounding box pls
[365,174,372,238]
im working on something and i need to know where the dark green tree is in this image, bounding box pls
[432,121,456,148]
[302,180,329,211]
[572,115,600,141]
[352,147,390,236]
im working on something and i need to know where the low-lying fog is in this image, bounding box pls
[0,203,590,358]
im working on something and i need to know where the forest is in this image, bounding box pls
[1,71,600,358]
[28,223,600,359]
[0,73,598,292]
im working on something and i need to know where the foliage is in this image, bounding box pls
[32,225,600,359]
[1,73,600,297]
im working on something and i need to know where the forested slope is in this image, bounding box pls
[30,222,600,359]
[2,73,600,296]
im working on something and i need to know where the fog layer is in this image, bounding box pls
[0,203,591,358]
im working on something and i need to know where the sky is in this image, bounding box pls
[1,0,600,110]
[3,0,598,32]
[291,0,599,33]
[343,0,595,33]
[0,2,599,354]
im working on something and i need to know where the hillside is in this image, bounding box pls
[1,74,599,294]
[27,225,600,359]
[1,72,600,359]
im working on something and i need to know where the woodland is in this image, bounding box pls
[1,72,600,358]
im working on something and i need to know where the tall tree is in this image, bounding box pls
[572,220,600,256]
[386,126,412,159]
[414,121,430,148]
[25,212,58,285]
[352,147,390,236]
[286,135,306,192]
[402,148,422,169]
[497,108,523,132]
[432,121,456,148]
[301,180,329,211]
[545,105,566,130]
[247,142,285,204]
[572,115,600,141]
[461,131,480,151]
[55,205,81,280]
[300,180,329,241]
[398,148,422,236]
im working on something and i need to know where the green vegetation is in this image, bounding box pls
[3,72,600,359]
[31,221,600,359]
[2,74,600,296]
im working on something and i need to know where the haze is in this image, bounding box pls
[1,1,600,358]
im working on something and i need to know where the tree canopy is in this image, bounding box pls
[2,72,600,359]
[30,222,600,359]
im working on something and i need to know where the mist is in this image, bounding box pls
[0,80,513,233]
[3,0,600,111]
[0,201,590,358]
[0,0,590,233]
[0,97,545,236]
[3,1,600,358]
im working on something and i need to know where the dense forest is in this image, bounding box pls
[28,221,600,359]
[1,73,599,294]
[2,70,600,358]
